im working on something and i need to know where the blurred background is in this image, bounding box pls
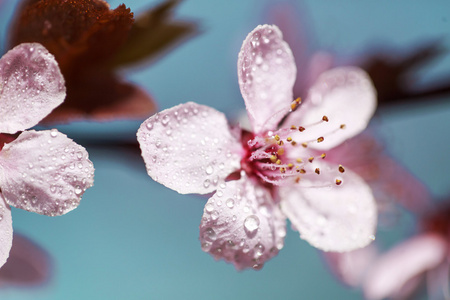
[0,0,449,299]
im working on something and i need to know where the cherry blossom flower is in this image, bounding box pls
[363,203,450,300]
[137,25,377,270]
[0,43,95,268]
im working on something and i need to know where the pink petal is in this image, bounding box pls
[0,130,94,216]
[0,43,65,134]
[280,167,377,252]
[238,25,296,134]
[199,176,286,270]
[323,244,378,287]
[0,233,51,286]
[285,67,376,150]
[363,234,447,300]
[137,102,242,194]
[0,194,12,269]
[324,131,431,213]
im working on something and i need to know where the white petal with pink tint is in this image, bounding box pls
[199,176,286,270]
[286,67,376,150]
[323,244,378,287]
[0,43,65,134]
[0,194,12,268]
[137,102,242,195]
[0,130,94,216]
[280,168,377,252]
[363,234,447,300]
[238,25,296,134]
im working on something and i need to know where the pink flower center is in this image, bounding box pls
[239,100,347,188]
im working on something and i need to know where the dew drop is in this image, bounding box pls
[205,203,214,213]
[205,165,214,175]
[74,185,82,195]
[226,198,235,209]
[204,227,217,242]
[244,215,260,233]
[146,122,153,130]
[161,115,170,125]
[203,179,210,188]
[50,129,58,137]
[254,243,265,256]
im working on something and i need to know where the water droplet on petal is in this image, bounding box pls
[205,165,214,175]
[244,215,260,234]
[146,122,153,130]
[226,198,235,208]
[254,243,265,256]
[75,185,82,195]
[203,179,210,188]
[50,129,58,137]
[204,227,217,242]
[205,203,214,213]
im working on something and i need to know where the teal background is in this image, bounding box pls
[0,0,449,299]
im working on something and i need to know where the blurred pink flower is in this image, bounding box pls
[0,233,52,287]
[362,202,450,300]
[137,25,377,270]
[0,43,95,268]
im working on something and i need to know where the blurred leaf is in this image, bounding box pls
[363,41,450,105]
[111,0,198,68]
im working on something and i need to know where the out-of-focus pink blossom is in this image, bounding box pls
[0,43,95,268]
[0,233,51,287]
[363,203,450,300]
[137,25,378,270]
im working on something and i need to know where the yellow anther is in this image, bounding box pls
[274,135,280,141]
[270,155,277,163]
[317,136,324,143]
[290,125,297,130]
[290,102,297,110]
[277,148,285,156]
[308,157,314,163]
[277,140,284,146]
[296,158,303,163]
[295,97,302,104]
[340,124,346,129]
[287,163,294,169]
[335,179,342,185]
[302,142,308,148]
[276,159,282,165]
[291,141,297,146]
[299,168,306,174]
[315,168,320,174]
[298,126,305,132]
[280,167,286,173]
[320,153,326,159]
[338,165,345,173]
[286,137,292,142]
[322,115,329,122]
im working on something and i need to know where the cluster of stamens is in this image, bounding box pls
[246,98,348,187]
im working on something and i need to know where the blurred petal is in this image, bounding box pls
[286,67,377,150]
[324,131,431,213]
[0,130,94,216]
[0,233,51,286]
[280,168,377,252]
[323,244,378,287]
[0,195,12,269]
[199,176,286,270]
[238,25,296,134]
[363,234,447,300]
[0,43,65,133]
[137,102,242,194]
